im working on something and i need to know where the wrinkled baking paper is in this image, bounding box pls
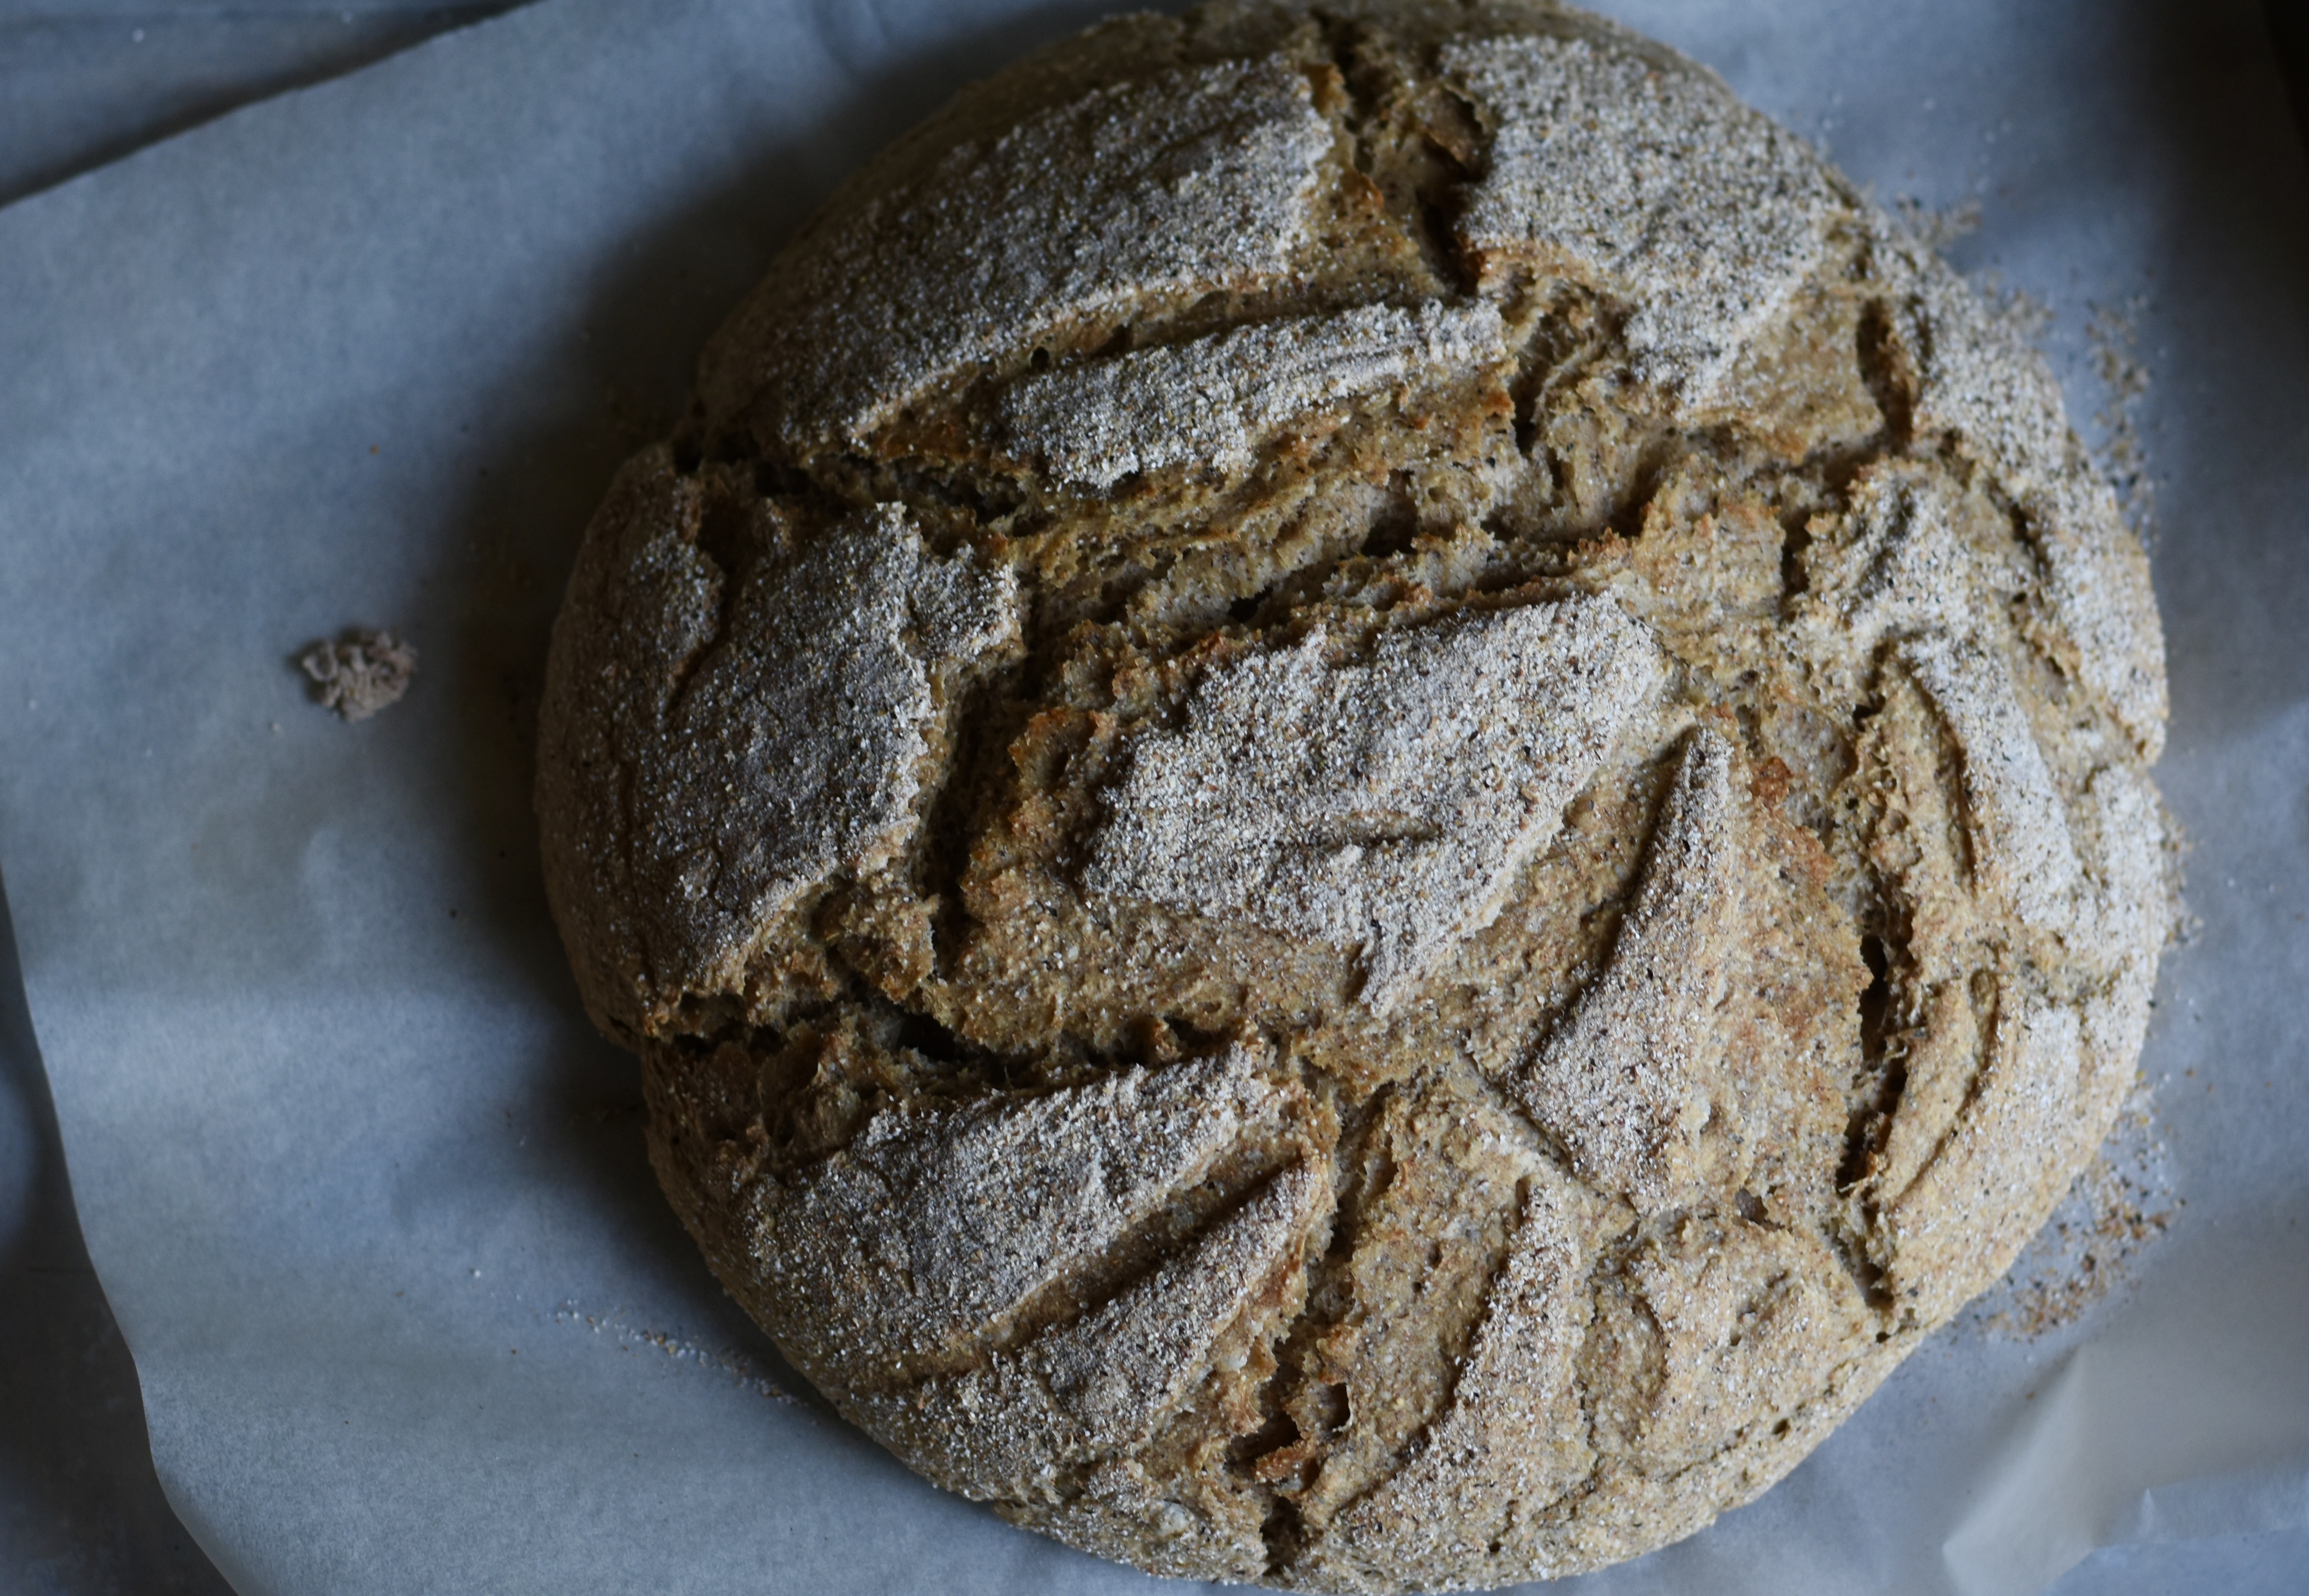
[0,0,2305,1592]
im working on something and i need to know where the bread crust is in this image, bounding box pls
[537,3,2173,1586]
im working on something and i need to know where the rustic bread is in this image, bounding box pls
[534,1,2174,1587]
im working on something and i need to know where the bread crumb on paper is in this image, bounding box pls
[2088,298,2156,544]
[1894,193,1982,254]
[1964,1078,2178,1340]
[549,1302,798,1404]
[298,628,416,721]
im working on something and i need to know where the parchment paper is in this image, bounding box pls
[1,1,2305,1592]
[0,4,517,209]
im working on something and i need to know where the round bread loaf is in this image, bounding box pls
[535,2,2174,1587]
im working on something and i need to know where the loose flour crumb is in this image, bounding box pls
[299,628,417,721]
[548,1301,799,1403]
[1963,1076,2178,1339]
[1991,280,2055,345]
[2088,298,2156,545]
[1894,193,1982,253]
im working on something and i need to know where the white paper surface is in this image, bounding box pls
[1,1,2306,1593]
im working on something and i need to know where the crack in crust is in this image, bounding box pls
[537,1,2174,1588]
[1444,29,1840,404]
[1509,725,1744,1211]
[539,458,1020,1040]
[999,300,1507,492]
[700,53,1336,456]
[751,1043,1309,1382]
[880,1160,1329,1503]
[1298,1162,1595,1590]
[1083,596,1664,1009]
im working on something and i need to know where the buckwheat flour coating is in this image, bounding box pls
[534,2,2175,1587]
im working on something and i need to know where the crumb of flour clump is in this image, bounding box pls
[1964,1078,2178,1339]
[2089,298,2156,543]
[298,628,417,721]
[548,1301,798,1404]
[1893,193,1982,253]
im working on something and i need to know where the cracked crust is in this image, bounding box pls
[537,2,2174,1588]
[1082,596,1665,1009]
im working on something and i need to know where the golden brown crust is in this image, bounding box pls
[537,1,2174,1587]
